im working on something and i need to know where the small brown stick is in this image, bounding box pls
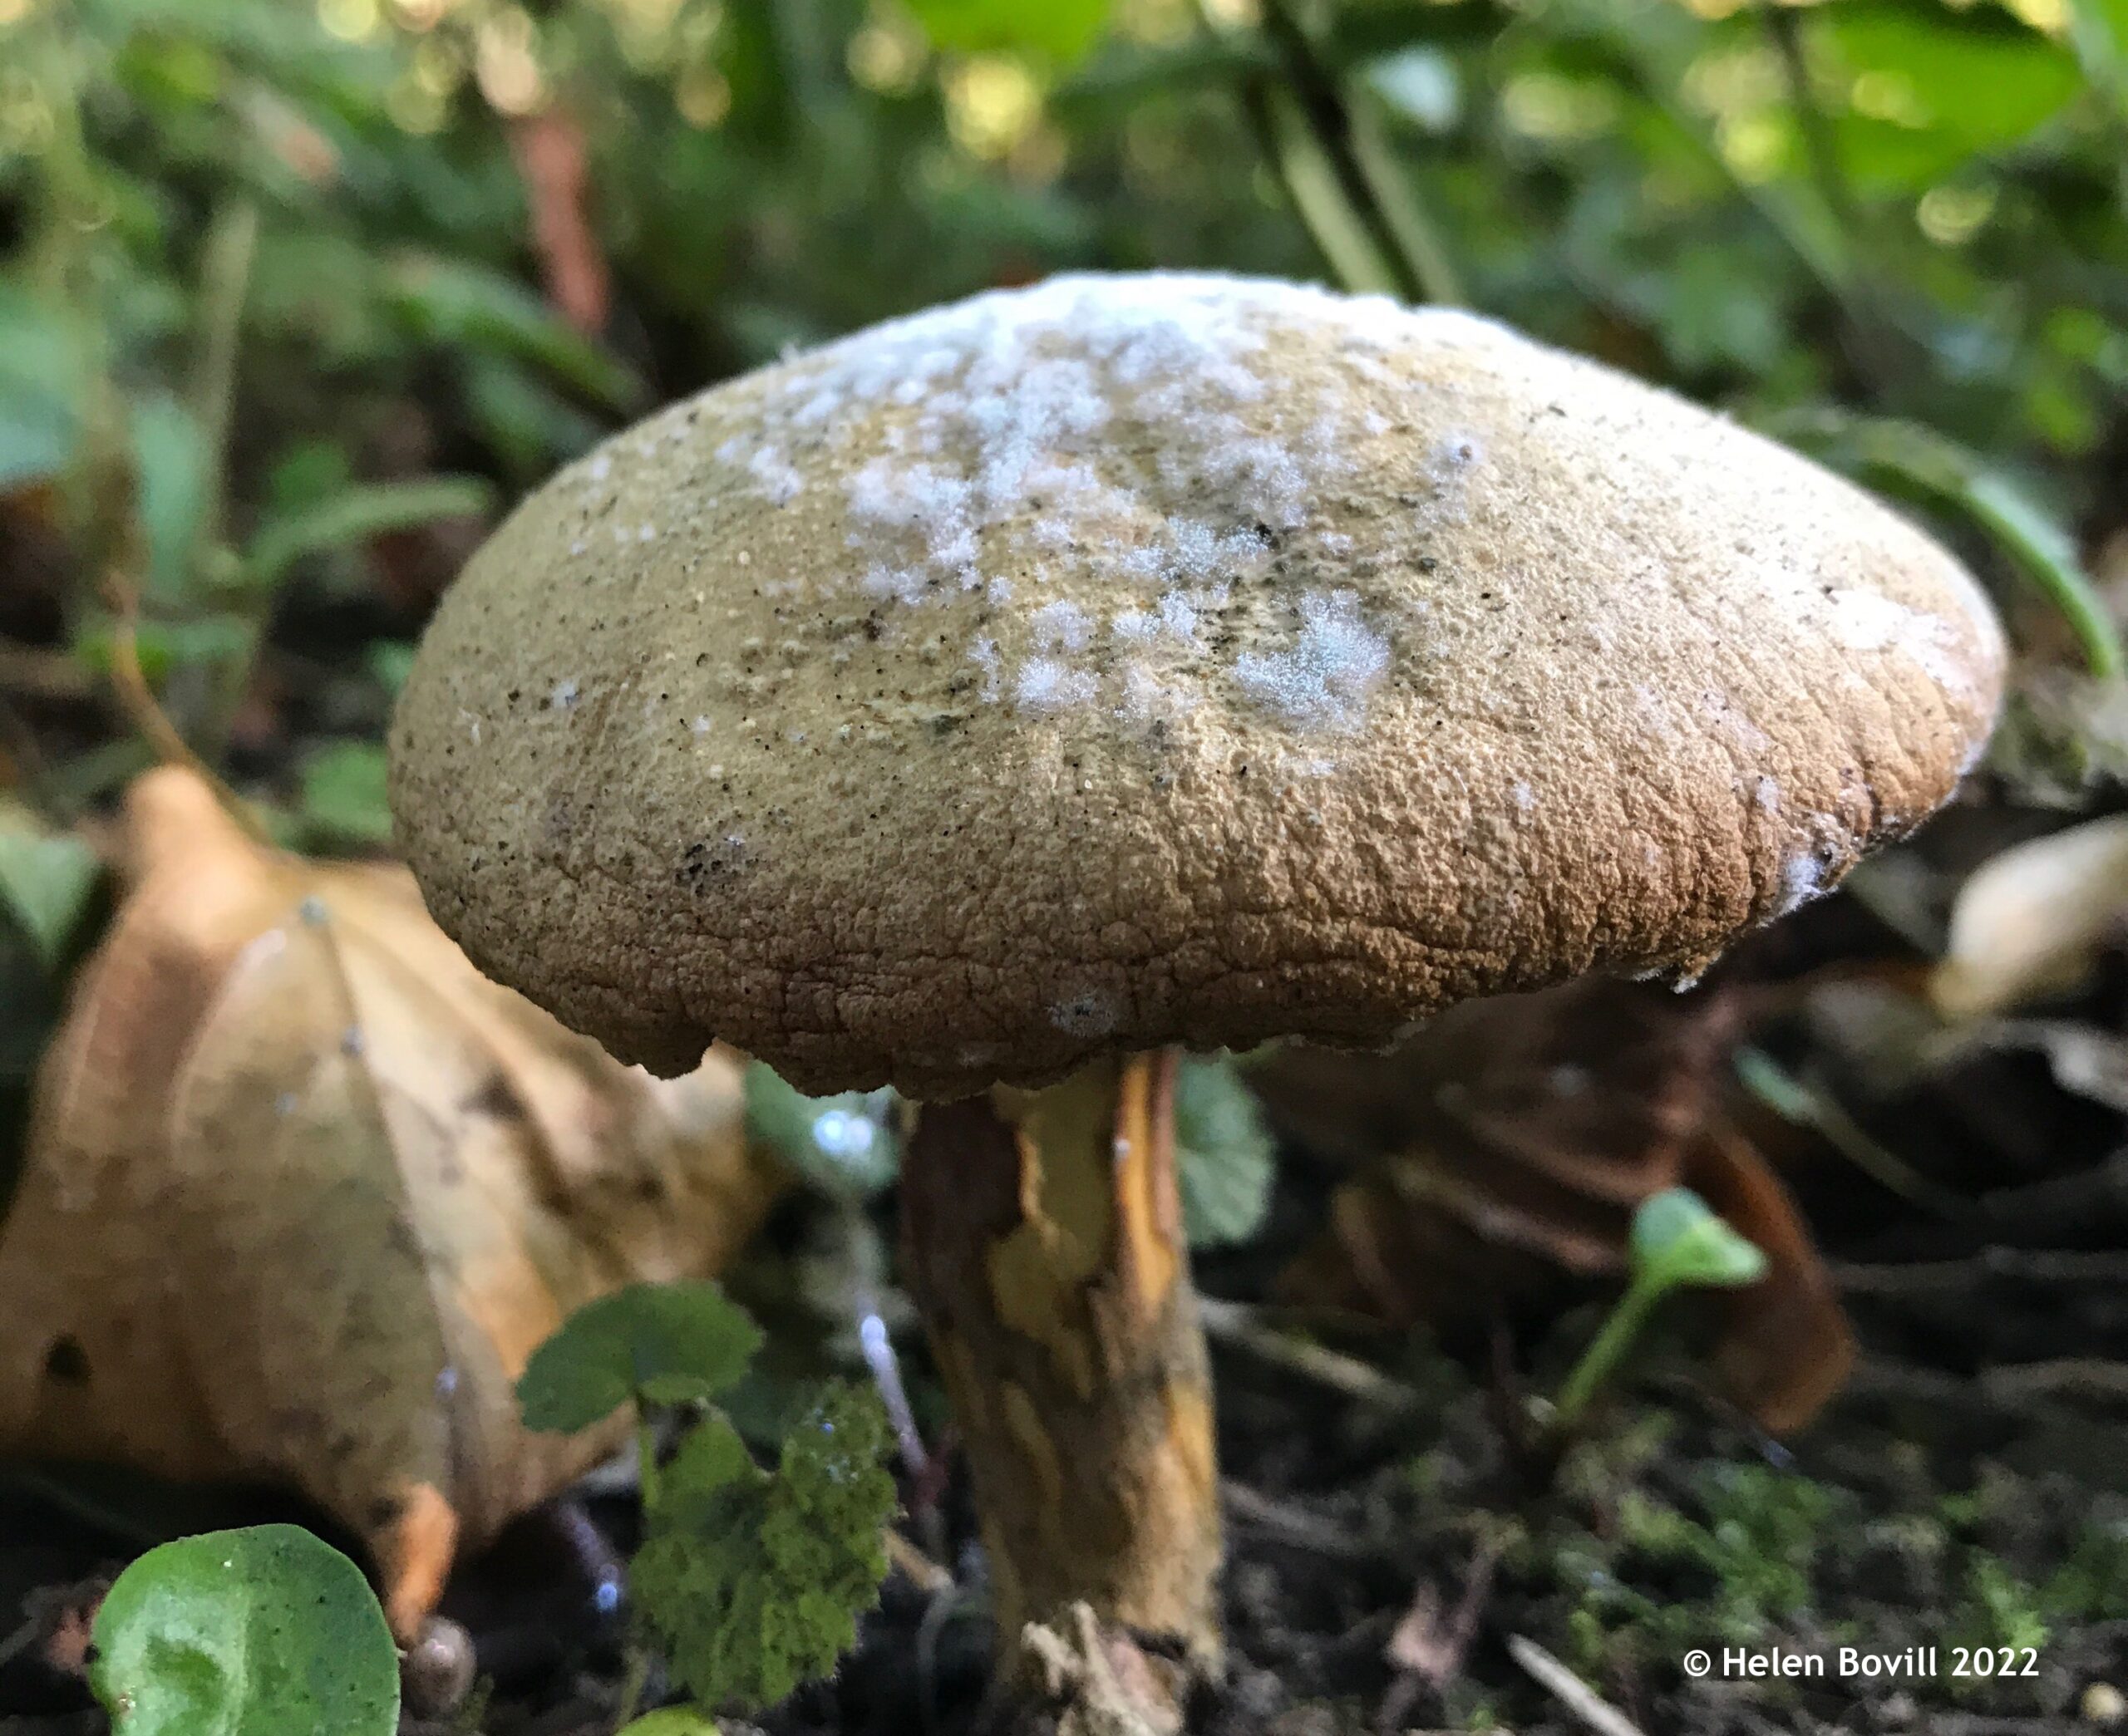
[1981,1358,2128,1406]
[1837,1247,2128,1292]
[884,1527,954,1595]
[1378,1531,1505,1729]
[99,574,270,845]
[1198,1296,1411,1404]
[1220,1479,1376,1562]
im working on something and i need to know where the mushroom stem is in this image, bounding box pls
[900,1050,1223,1670]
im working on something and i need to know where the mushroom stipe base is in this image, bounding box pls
[900,1052,1224,1671]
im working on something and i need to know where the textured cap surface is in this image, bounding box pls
[390,273,2003,1098]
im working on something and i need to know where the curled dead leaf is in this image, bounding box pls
[1259,979,1854,1434]
[1933,815,2128,1019]
[0,767,786,1637]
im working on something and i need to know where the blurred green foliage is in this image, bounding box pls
[2,0,2126,822]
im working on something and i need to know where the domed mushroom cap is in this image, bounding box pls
[390,273,2003,1098]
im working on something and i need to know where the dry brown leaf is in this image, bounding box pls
[0,766,785,1637]
[1684,1126,1854,1434]
[1933,815,2128,1019]
[1258,979,1853,1433]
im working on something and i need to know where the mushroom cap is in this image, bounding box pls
[390,273,2003,1099]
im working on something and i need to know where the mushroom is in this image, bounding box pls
[388,273,2004,1670]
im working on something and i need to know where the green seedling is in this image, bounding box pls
[89,1523,399,1736]
[1550,1187,1768,1432]
[518,1281,896,1721]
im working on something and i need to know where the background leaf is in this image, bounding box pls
[1174,1055,1275,1249]
[0,803,99,972]
[1822,3,2081,191]
[904,0,1111,61]
[618,1711,722,1736]
[0,290,84,491]
[295,740,393,851]
[244,476,493,593]
[128,393,213,603]
[517,1281,765,1431]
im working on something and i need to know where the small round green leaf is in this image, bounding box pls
[1629,1188,1770,1291]
[517,1281,765,1431]
[90,1524,398,1736]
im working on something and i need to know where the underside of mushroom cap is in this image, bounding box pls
[389,273,2004,1099]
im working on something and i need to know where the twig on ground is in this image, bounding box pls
[545,1500,626,1620]
[1198,1296,1411,1404]
[1982,1357,2128,1406]
[1836,1247,2128,1292]
[1220,1479,1377,1561]
[1976,1153,2128,1243]
[99,573,270,844]
[884,1527,953,1596]
[1378,1531,1505,1730]
[1506,1635,1648,1736]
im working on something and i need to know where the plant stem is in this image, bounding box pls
[100,576,274,843]
[1551,1277,1665,1433]
[613,1646,650,1729]
[187,201,263,763]
[188,202,259,579]
[636,1408,661,1513]
[1252,78,1405,297]
[1760,4,1903,400]
[1259,0,1461,304]
[1195,0,1461,305]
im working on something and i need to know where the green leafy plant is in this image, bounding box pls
[88,1523,399,1736]
[1550,1187,1768,1431]
[518,1281,896,1720]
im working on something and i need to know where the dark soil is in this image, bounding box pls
[7,1190,2128,1736]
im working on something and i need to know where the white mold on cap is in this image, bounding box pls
[1232,591,1391,731]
